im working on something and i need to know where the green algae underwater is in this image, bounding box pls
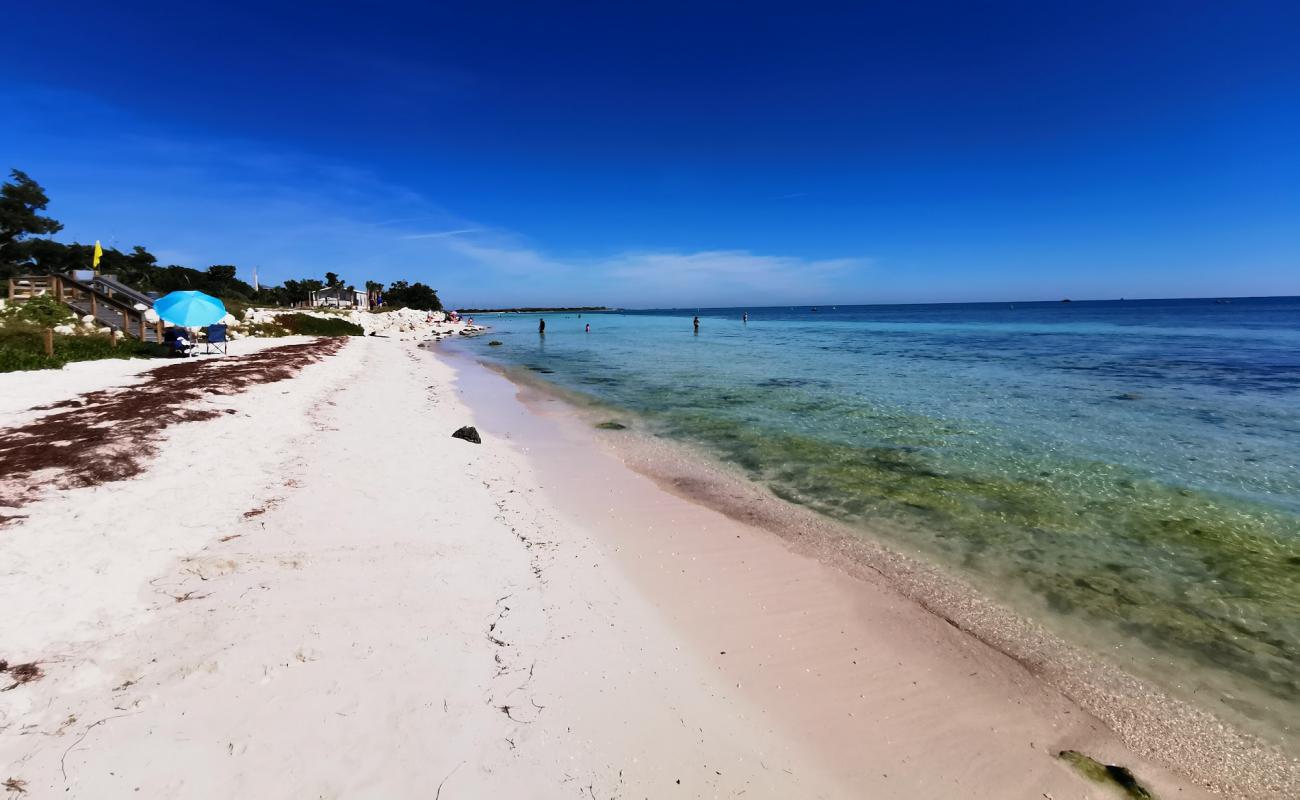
[467,300,1300,747]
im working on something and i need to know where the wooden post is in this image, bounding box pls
[90,293,97,317]
[43,328,54,358]
[139,315,146,340]
[7,278,13,301]
[110,328,118,348]
[155,320,163,341]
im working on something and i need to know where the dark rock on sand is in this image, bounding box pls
[452,426,482,444]
[596,421,628,430]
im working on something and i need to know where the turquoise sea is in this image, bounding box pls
[458,297,1300,743]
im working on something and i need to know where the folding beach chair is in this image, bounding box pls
[205,323,229,355]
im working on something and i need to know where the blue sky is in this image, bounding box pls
[4,1,1298,307]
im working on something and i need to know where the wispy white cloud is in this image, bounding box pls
[3,83,871,308]
[400,228,484,240]
[411,233,870,307]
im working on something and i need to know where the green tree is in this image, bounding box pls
[280,278,324,305]
[0,170,64,274]
[384,280,442,311]
[207,265,237,283]
[17,238,84,274]
[324,271,343,287]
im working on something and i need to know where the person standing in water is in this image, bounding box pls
[742,311,748,323]
[693,315,700,334]
[539,318,546,335]
[585,323,590,333]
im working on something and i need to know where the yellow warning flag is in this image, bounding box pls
[93,240,103,268]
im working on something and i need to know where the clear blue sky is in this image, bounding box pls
[4,1,1298,307]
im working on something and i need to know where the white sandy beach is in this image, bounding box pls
[0,335,1241,798]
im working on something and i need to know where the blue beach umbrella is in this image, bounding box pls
[153,291,227,327]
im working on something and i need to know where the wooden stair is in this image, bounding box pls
[7,274,164,342]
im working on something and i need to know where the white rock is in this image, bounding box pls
[144,309,160,324]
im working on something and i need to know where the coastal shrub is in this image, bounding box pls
[246,321,290,338]
[275,313,364,336]
[0,295,75,327]
[0,325,167,372]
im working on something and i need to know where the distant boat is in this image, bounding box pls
[1215,299,1233,304]
[1061,299,1072,303]
[811,307,819,312]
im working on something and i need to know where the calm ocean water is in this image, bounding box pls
[459,297,1300,737]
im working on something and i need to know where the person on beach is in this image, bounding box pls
[163,326,193,357]
[743,311,748,323]
[539,318,546,335]
[693,315,700,334]
[585,323,590,333]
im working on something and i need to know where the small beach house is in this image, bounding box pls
[309,285,370,310]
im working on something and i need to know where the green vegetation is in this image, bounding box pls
[0,169,442,311]
[278,313,364,336]
[0,324,166,372]
[0,293,165,372]
[1057,751,1154,799]
[0,294,75,326]
[245,313,364,338]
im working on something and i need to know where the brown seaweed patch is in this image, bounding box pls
[0,661,44,691]
[0,338,347,508]
[1058,750,1154,799]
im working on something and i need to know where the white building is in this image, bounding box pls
[309,285,370,310]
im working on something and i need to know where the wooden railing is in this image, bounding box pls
[8,275,56,301]
[8,274,164,341]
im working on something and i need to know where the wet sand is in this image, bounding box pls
[449,350,1297,798]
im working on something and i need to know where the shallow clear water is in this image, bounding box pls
[459,298,1300,735]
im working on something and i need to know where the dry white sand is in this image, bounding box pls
[0,337,1227,798]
